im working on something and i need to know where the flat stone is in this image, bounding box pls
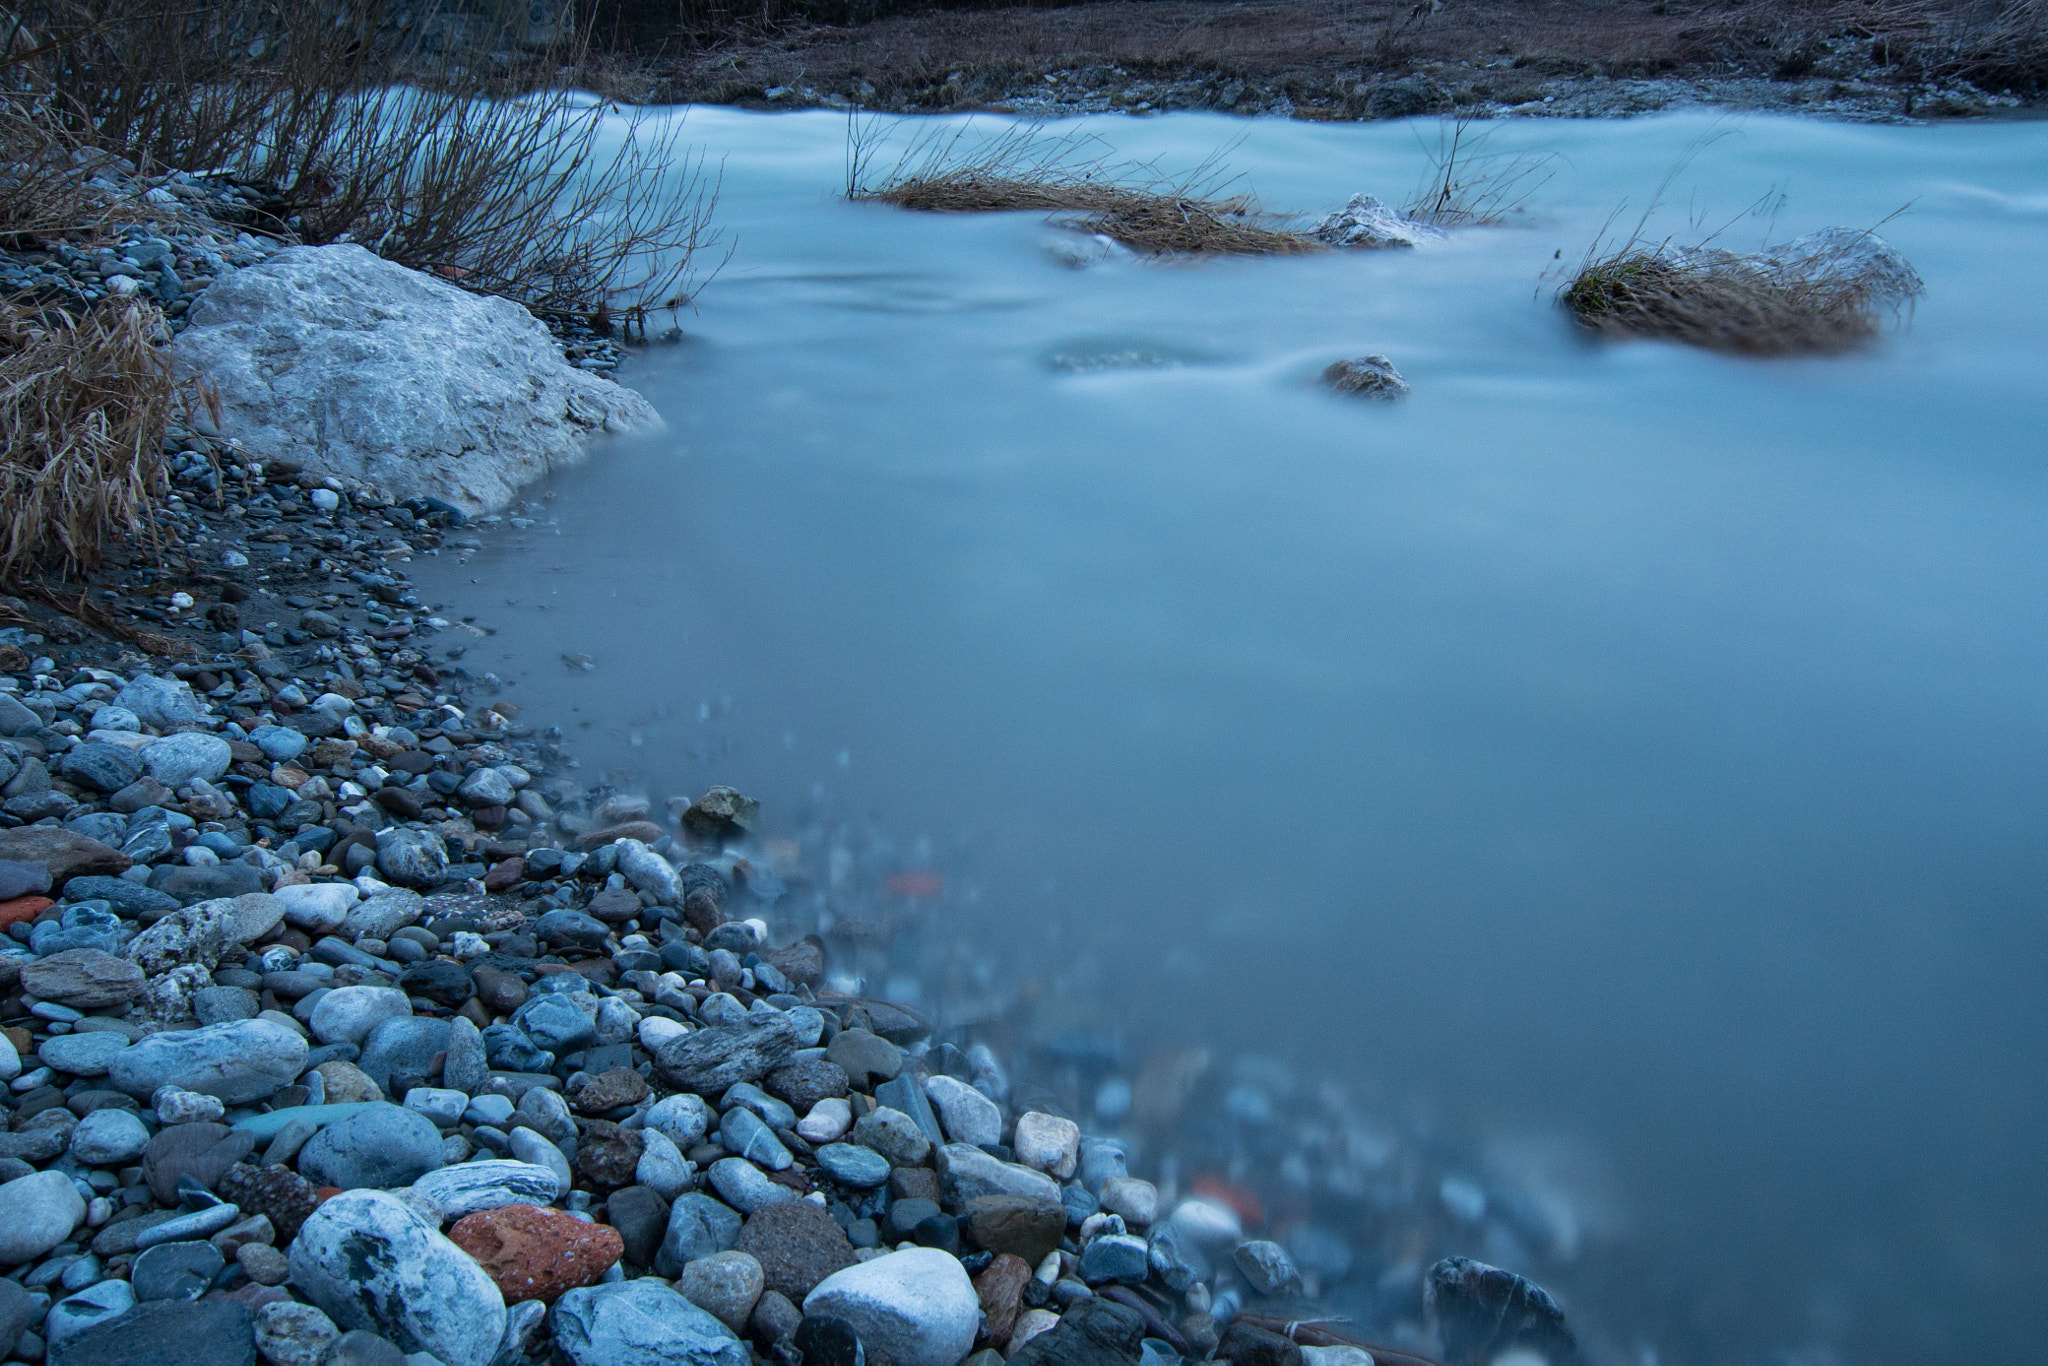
[141,734,233,788]
[448,1203,622,1306]
[131,1239,226,1301]
[814,1143,889,1189]
[50,1297,254,1366]
[408,1161,561,1221]
[800,1247,979,1366]
[652,1012,799,1095]
[287,1189,506,1366]
[143,1122,254,1203]
[110,1020,308,1104]
[549,1278,749,1366]
[310,986,412,1047]
[937,1143,1061,1206]
[0,828,129,889]
[1008,1298,1146,1366]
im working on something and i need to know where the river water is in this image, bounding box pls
[415,109,2048,1365]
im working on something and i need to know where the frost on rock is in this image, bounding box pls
[1310,194,1440,249]
[169,243,661,514]
[1323,354,1411,400]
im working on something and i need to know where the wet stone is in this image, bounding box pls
[130,1239,225,1301]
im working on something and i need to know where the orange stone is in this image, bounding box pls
[0,897,52,929]
[449,1203,623,1305]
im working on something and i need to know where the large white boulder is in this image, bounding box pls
[171,244,659,513]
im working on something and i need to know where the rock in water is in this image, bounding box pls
[1426,1256,1579,1366]
[108,1019,307,1104]
[288,1189,506,1366]
[1309,193,1438,249]
[652,1012,799,1094]
[1323,354,1410,400]
[801,1248,980,1366]
[549,1278,750,1366]
[170,244,660,514]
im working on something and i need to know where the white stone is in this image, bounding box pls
[170,244,661,514]
[637,1017,688,1052]
[0,1170,85,1265]
[1099,1175,1159,1227]
[288,1189,506,1366]
[1011,1111,1080,1180]
[795,1097,851,1144]
[407,1161,561,1222]
[276,882,360,934]
[1302,1348,1378,1366]
[0,1031,17,1083]
[1007,1307,1060,1355]
[310,985,413,1047]
[1166,1196,1243,1247]
[923,1074,1002,1147]
[802,1248,979,1366]
[403,1087,468,1128]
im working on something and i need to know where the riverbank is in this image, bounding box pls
[596,0,2029,123]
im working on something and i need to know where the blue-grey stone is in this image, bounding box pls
[534,910,608,953]
[482,1024,552,1074]
[717,1107,790,1172]
[874,1075,943,1149]
[550,1278,749,1366]
[60,876,176,920]
[130,1240,224,1301]
[248,725,308,762]
[32,903,122,957]
[511,995,595,1054]
[296,1102,445,1190]
[717,1082,794,1132]
[705,1158,797,1216]
[58,744,142,794]
[814,1143,889,1189]
[374,828,447,889]
[1079,1233,1151,1286]
[147,863,265,905]
[653,1192,744,1278]
[355,1017,450,1092]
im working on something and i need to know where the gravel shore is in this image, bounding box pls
[0,135,1599,1366]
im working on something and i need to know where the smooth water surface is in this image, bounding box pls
[417,110,2048,1365]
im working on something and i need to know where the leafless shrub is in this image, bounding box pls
[8,0,725,320]
[849,118,1321,257]
[0,100,120,243]
[1403,115,1553,227]
[0,300,177,583]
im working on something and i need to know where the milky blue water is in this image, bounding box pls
[417,108,2048,1365]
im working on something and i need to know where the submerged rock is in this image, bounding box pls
[1426,1256,1579,1366]
[1324,354,1411,400]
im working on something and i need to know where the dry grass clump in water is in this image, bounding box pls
[0,301,176,584]
[849,120,1320,257]
[1561,228,1922,356]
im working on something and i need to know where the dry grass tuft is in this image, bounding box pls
[1403,116,1554,228]
[849,119,1321,257]
[1560,232,1920,355]
[0,300,178,584]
